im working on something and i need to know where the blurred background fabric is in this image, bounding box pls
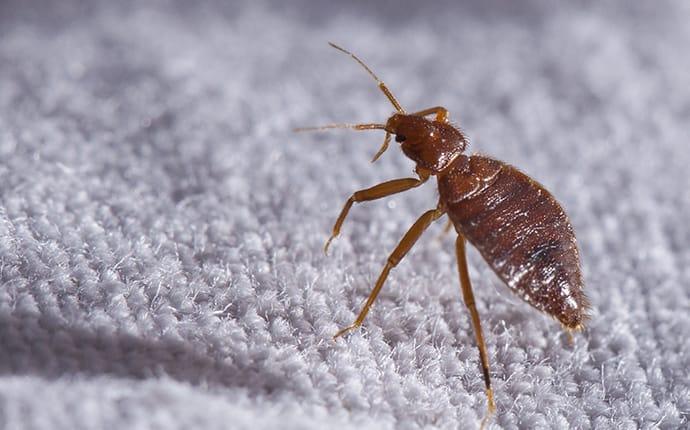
[0,1,688,429]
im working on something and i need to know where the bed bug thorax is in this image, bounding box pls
[296,42,589,425]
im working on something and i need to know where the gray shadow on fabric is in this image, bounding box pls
[0,315,288,395]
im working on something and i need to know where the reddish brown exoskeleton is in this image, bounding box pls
[298,43,590,420]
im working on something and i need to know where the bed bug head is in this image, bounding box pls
[384,113,467,173]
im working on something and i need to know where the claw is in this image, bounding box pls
[324,235,336,255]
[333,323,359,340]
[479,388,496,429]
[487,388,496,414]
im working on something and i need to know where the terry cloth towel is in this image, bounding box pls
[0,1,688,429]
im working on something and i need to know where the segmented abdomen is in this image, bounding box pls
[440,155,589,328]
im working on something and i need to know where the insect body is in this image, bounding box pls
[298,43,589,419]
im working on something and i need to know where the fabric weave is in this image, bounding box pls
[0,1,688,429]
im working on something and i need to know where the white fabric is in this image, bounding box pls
[0,1,688,429]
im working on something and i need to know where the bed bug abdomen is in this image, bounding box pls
[440,155,589,329]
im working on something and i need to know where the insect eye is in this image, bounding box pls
[395,134,407,143]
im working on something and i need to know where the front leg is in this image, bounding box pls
[333,206,445,339]
[410,106,449,123]
[324,171,430,254]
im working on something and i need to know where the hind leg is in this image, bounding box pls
[455,235,496,420]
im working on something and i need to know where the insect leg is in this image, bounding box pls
[324,172,430,254]
[455,235,496,418]
[409,106,449,123]
[333,207,444,339]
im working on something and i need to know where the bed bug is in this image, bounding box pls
[297,43,590,419]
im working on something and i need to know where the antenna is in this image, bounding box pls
[294,123,386,132]
[328,42,405,114]
[295,44,401,163]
